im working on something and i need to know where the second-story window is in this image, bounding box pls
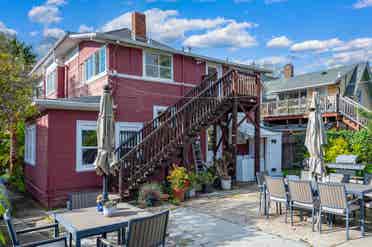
[84,46,106,82]
[144,51,172,80]
[46,70,56,95]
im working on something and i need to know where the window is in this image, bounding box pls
[144,51,172,80]
[76,121,97,172]
[83,46,106,82]
[206,62,222,78]
[25,125,36,165]
[115,122,143,156]
[46,70,56,95]
[153,105,168,119]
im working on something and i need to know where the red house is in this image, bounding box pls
[26,12,266,208]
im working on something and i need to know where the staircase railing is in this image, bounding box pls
[114,72,218,159]
[116,70,259,189]
[339,96,370,127]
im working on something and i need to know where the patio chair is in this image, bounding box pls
[96,210,169,247]
[317,183,360,240]
[256,172,268,215]
[67,190,100,210]
[288,180,318,231]
[264,176,289,222]
[3,209,67,247]
[364,173,372,186]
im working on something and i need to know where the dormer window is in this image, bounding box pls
[144,51,173,80]
[83,46,106,82]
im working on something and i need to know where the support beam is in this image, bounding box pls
[232,97,238,180]
[213,123,217,164]
[254,74,261,174]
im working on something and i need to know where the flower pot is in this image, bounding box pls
[173,188,186,202]
[221,178,232,190]
[103,206,116,217]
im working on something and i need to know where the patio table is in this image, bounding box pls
[51,202,152,247]
[263,181,372,236]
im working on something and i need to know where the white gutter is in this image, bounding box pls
[33,98,99,111]
[268,81,338,94]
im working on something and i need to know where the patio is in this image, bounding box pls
[2,184,372,247]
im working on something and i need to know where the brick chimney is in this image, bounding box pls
[283,63,294,79]
[132,12,146,41]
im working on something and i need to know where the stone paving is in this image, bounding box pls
[2,185,372,246]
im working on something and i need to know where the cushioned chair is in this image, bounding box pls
[96,210,169,247]
[317,183,360,240]
[264,176,289,222]
[3,209,67,247]
[288,180,318,231]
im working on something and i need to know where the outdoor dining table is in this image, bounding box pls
[51,202,152,247]
[263,180,372,236]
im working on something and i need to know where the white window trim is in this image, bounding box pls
[115,122,143,148]
[143,50,174,82]
[206,62,223,78]
[25,124,36,165]
[153,105,168,119]
[76,120,97,172]
[83,46,107,84]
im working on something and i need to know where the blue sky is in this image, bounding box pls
[0,0,371,74]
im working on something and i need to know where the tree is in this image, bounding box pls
[0,34,37,175]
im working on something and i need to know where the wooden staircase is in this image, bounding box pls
[114,70,260,196]
[339,96,370,130]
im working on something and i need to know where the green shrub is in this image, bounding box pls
[324,136,351,163]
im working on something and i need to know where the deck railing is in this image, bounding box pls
[339,96,370,127]
[261,95,338,117]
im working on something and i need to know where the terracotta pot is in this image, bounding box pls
[173,188,186,202]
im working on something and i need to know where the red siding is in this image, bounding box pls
[109,44,142,76]
[173,54,205,85]
[24,115,49,206]
[57,66,65,98]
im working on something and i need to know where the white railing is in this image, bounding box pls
[338,96,370,127]
[261,95,337,117]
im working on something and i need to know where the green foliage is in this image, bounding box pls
[324,137,351,163]
[0,185,10,245]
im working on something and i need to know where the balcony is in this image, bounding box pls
[261,95,338,118]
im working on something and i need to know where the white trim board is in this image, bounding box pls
[76,120,97,172]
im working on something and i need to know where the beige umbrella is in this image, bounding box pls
[305,92,327,180]
[94,85,115,200]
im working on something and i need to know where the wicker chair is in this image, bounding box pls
[317,183,360,240]
[3,209,67,247]
[256,172,268,215]
[288,180,318,231]
[264,176,289,222]
[96,210,169,247]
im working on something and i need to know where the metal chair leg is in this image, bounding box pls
[311,208,315,232]
[290,204,294,226]
[319,208,322,233]
[346,210,350,240]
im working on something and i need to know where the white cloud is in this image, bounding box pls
[332,38,372,52]
[28,0,67,24]
[78,24,94,33]
[101,8,230,43]
[28,5,61,24]
[0,21,17,37]
[43,27,65,39]
[36,42,54,56]
[326,49,372,66]
[183,21,257,49]
[353,0,372,9]
[30,31,39,37]
[256,56,290,66]
[290,38,343,52]
[46,0,66,6]
[266,36,292,48]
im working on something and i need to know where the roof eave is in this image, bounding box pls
[268,80,338,94]
[33,98,99,111]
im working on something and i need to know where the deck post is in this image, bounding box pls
[213,123,217,164]
[232,96,238,181]
[254,73,261,174]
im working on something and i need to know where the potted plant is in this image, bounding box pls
[137,182,162,208]
[198,170,216,193]
[187,172,198,198]
[215,154,232,190]
[167,164,190,202]
[103,200,117,217]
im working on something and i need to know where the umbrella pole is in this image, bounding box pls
[103,174,109,201]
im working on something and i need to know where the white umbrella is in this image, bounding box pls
[93,85,115,200]
[305,92,327,181]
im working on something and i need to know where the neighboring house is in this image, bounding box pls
[26,12,267,207]
[261,62,371,169]
[262,62,372,131]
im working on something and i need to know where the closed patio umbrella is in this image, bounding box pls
[94,85,115,201]
[305,92,327,181]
